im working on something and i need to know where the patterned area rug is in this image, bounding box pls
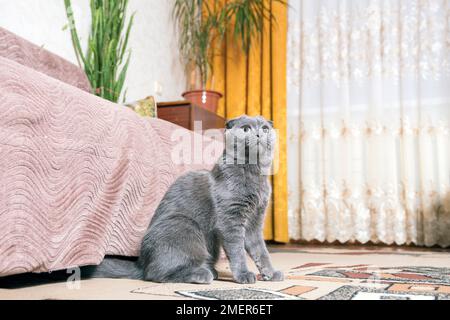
[289,264,450,300]
[171,264,450,300]
[1,246,449,300]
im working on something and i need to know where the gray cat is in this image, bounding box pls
[85,115,283,284]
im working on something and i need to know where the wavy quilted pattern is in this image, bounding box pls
[0,27,91,93]
[0,56,215,277]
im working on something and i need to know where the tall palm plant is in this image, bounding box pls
[64,0,134,102]
[224,0,285,108]
[225,0,284,55]
[173,0,285,91]
[173,0,225,89]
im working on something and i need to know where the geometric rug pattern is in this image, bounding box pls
[308,266,450,300]
[175,264,450,300]
[1,245,449,300]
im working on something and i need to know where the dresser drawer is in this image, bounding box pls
[157,101,225,132]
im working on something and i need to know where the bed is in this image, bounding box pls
[0,27,218,277]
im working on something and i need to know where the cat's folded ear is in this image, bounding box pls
[225,119,237,130]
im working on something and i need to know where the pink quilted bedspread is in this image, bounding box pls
[0,30,217,277]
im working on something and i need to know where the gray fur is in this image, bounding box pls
[86,115,283,284]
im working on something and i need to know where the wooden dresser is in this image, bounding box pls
[157,100,225,132]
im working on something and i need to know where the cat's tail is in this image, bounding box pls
[82,256,143,280]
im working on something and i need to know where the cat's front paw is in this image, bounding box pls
[271,270,284,281]
[235,271,256,284]
[260,270,284,281]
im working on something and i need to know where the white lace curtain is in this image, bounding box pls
[287,0,450,247]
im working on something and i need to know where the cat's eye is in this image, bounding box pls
[262,126,270,133]
[241,125,251,132]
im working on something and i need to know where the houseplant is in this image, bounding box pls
[173,0,224,112]
[173,0,283,113]
[64,0,134,103]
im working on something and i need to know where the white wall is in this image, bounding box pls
[0,0,186,102]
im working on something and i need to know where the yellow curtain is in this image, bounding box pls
[208,0,288,242]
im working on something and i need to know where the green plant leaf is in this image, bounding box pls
[63,0,133,102]
[172,0,286,88]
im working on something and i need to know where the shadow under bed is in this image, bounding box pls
[0,256,138,289]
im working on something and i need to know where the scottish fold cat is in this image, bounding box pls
[85,115,283,284]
